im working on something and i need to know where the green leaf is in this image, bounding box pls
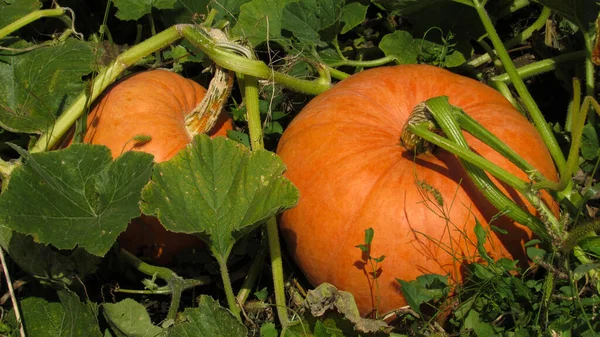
[8,290,101,337]
[260,323,278,337]
[102,299,163,337]
[0,0,42,28]
[364,227,374,245]
[232,0,298,47]
[464,310,499,337]
[581,123,599,160]
[281,0,344,46]
[0,226,100,282]
[379,31,419,64]
[474,219,493,264]
[113,0,177,20]
[397,274,448,315]
[167,295,247,336]
[340,2,368,34]
[0,144,154,256]
[0,39,95,133]
[573,263,600,281]
[579,236,600,256]
[141,135,298,260]
[526,246,547,260]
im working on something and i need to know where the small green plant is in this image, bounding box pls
[356,227,386,317]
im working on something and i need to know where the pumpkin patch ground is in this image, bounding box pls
[0,1,599,336]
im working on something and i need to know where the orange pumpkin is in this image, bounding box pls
[276,64,558,316]
[84,69,232,264]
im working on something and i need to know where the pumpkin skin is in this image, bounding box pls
[84,69,233,264]
[276,64,558,316]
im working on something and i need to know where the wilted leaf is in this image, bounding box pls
[167,295,247,336]
[0,144,154,256]
[8,290,101,337]
[0,0,42,28]
[102,299,163,337]
[141,135,298,260]
[305,283,391,334]
[113,0,177,21]
[0,39,95,133]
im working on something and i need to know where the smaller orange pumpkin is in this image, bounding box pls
[84,69,232,264]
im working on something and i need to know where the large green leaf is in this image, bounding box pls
[281,0,344,47]
[141,135,298,260]
[102,299,163,337]
[231,0,298,47]
[0,0,42,28]
[0,38,95,133]
[112,0,177,21]
[8,290,101,337]
[167,296,247,336]
[0,144,154,256]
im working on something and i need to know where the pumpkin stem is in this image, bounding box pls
[400,102,441,155]
[184,28,235,137]
[184,65,234,137]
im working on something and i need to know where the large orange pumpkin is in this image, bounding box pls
[84,69,232,264]
[276,65,558,316]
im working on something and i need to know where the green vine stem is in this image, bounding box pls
[237,64,292,327]
[326,55,397,68]
[0,7,76,39]
[468,6,551,68]
[472,0,566,171]
[240,73,264,150]
[30,26,183,153]
[178,25,331,95]
[118,249,211,320]
[403,97,560,240]
[29,24,331,154]
[491,51,587,84]
[583,31,596,117]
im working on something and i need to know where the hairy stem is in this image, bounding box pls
[0,7,68,39]
[327,55,397,68]
[217,255,242,321]
[491,51,587,84]
[178,25,331,95]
